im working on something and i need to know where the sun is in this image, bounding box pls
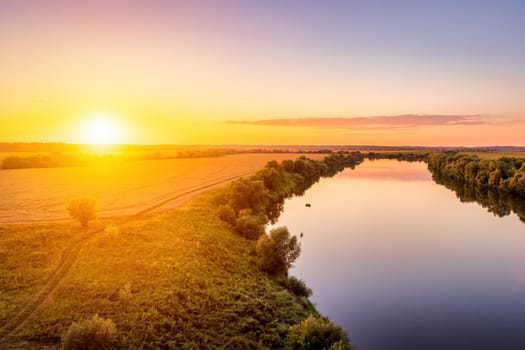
[81,114,122,145]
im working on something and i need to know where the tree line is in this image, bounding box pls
[366,151,429,162]
[427,152,525,198]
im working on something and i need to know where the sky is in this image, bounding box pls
[1,0,524,146]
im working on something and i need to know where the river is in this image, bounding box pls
[271,159,525,350]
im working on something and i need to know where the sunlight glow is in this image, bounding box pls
[81,114,122,145]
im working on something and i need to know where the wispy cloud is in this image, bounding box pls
[226,114,485,130]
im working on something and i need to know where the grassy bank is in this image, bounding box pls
[2,193,316,348]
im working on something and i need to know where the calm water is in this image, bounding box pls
[272,160,525,350]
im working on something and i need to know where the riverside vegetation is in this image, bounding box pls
[427,152,525,198]
[0,152,363,349]
[426,152,525,222]
[366,151,525,221]
[364,150,525,222]
[5,150,523,348]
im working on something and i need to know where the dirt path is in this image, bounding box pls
[0,170,255,345]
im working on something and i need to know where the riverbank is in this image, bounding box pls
[1,153,362,349]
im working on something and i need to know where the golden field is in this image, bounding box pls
[0,153,321,224]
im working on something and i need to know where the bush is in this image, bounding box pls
[286,276,312,297]
[285,315,353,350]
[235,213,266,240]
[66,196,97,228]
[217,204,237,226]
[256,227,301,276]
[61,315,117,350]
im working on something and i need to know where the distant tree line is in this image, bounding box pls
[1,153,129,170]
[366,151,429,162]
[2,154,88,169]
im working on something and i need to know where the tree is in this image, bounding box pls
[226,178,269,215]
[66,196,97,228]
[256,226,300,276]
[285,315,353,350]
[286,276,312,297]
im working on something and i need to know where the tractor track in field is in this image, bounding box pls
[0,171,255,345]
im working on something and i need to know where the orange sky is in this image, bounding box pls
[1,1,524,146]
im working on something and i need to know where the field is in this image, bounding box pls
[0,153,322,224]
[0,191,316,349]
[464,151,525,160]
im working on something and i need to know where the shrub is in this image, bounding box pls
[235,213,266,240]
[217,204,237,226]
[61,315,117,350]
[66,196,97,228]
[285,315,353,350]
[256,227,300,276]
[286,276,312,297]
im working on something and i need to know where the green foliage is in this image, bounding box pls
[66,196,97,228]
[426,152,525,221]
[226,178,270,215]
[286,276,312,298]
[61,315,117,350]
[256,227,301,277]
[366,151,428,162]
[427,152,525,197]
[285,315,353,350]
[216,204,236,226]
[235,212,267,240]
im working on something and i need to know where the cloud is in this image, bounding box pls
[226,114,485,130]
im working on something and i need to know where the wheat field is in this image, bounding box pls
[0,153,320,224]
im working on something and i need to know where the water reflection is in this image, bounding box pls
[431,171,525,223]
[272,160,525,350]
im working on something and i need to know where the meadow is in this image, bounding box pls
[0,193,317,349]
[0,153,322,224]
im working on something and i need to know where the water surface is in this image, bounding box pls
[272,160,525,350]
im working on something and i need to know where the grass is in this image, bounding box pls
[0,222,105,323]
[2,191,316,349]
